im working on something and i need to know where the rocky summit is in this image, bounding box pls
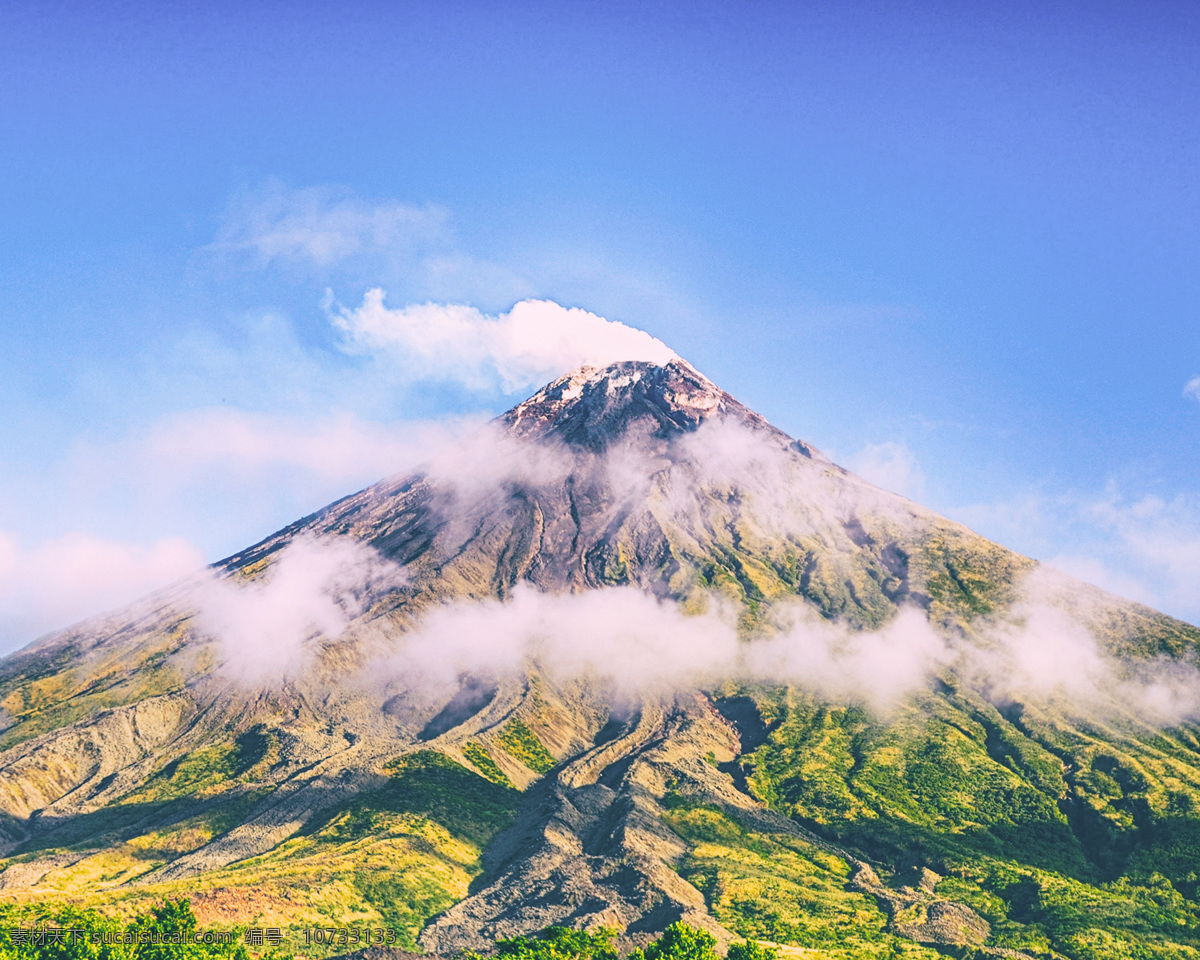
[3,359,1200,960]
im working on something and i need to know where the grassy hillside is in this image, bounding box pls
[0,750,519,953]
[733,685,1200,959]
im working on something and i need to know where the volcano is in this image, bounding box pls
[2,359,1200,959]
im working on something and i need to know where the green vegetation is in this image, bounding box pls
[723,941,776,960]
[739,684,1200,959]
[461,741,514,787]
[0,899,246,960]
[485,926,618,960]
[159,749,523,948]
[480,923,773,960]
[662,796,940,958]
[914,530,1030,626]
[670,513,1035,634]
[0,751,522,952]
[366,750,522,846]
[0,910,779,960]
[125,727,279,806]
[632,923,719,960]
[8,433,1200,960]
[496,719,556,774]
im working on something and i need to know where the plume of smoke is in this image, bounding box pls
[192,534,406,684]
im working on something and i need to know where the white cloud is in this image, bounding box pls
[663,419,929,545]
[0,531,206,652]
[425,420,578,508]
[334,290,676,391]
[0,408,478,653]
[200,182,531,306]
[746,604,950,709]
[1039,552,1152,609]
[382,585,741,698]
[1073,491,1200,619]
[49,408,478,546]
[964,569,1200,725]
[970,587,1115,706]
[1184,375,1200,401]
[192,534,406,685]
[0,291,673,652]
[844,441,927,502]
[380,572,1200,723]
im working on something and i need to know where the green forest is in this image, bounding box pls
[0,902,770,960]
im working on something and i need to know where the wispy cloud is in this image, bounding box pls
[844,440,927,502]
[1062,490,1200,621]
[192,534,406,684]
[54,407,478,553]
[1184,375,1200,402]
[0,281,678,651]
[205,182,450,270]
[365,420,1200,723]
[200,181,531,306]
[966,568,1200,725]
[196,181,719,325]
[378,574,1200,724]
[843,438,1200,628]
[0,531,206,650]
[382,584,740,698]
[746,605,949,709]
[131,407,477,489]
[0,408,477,653]
[953,486,1200,627]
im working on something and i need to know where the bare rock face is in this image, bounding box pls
[420,692,741,953]
[502,360,769,448]
[0,694,195,825]
[851,864,990,948]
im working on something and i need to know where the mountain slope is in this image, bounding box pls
[2,359,1200,960]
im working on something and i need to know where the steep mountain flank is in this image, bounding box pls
[2,359,1199,959]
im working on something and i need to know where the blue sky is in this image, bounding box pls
[1,0,1199,647]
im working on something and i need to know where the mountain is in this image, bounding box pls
[3,359,1200,960]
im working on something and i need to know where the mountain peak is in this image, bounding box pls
[7,347,1200,958]
[502,357,770,449]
